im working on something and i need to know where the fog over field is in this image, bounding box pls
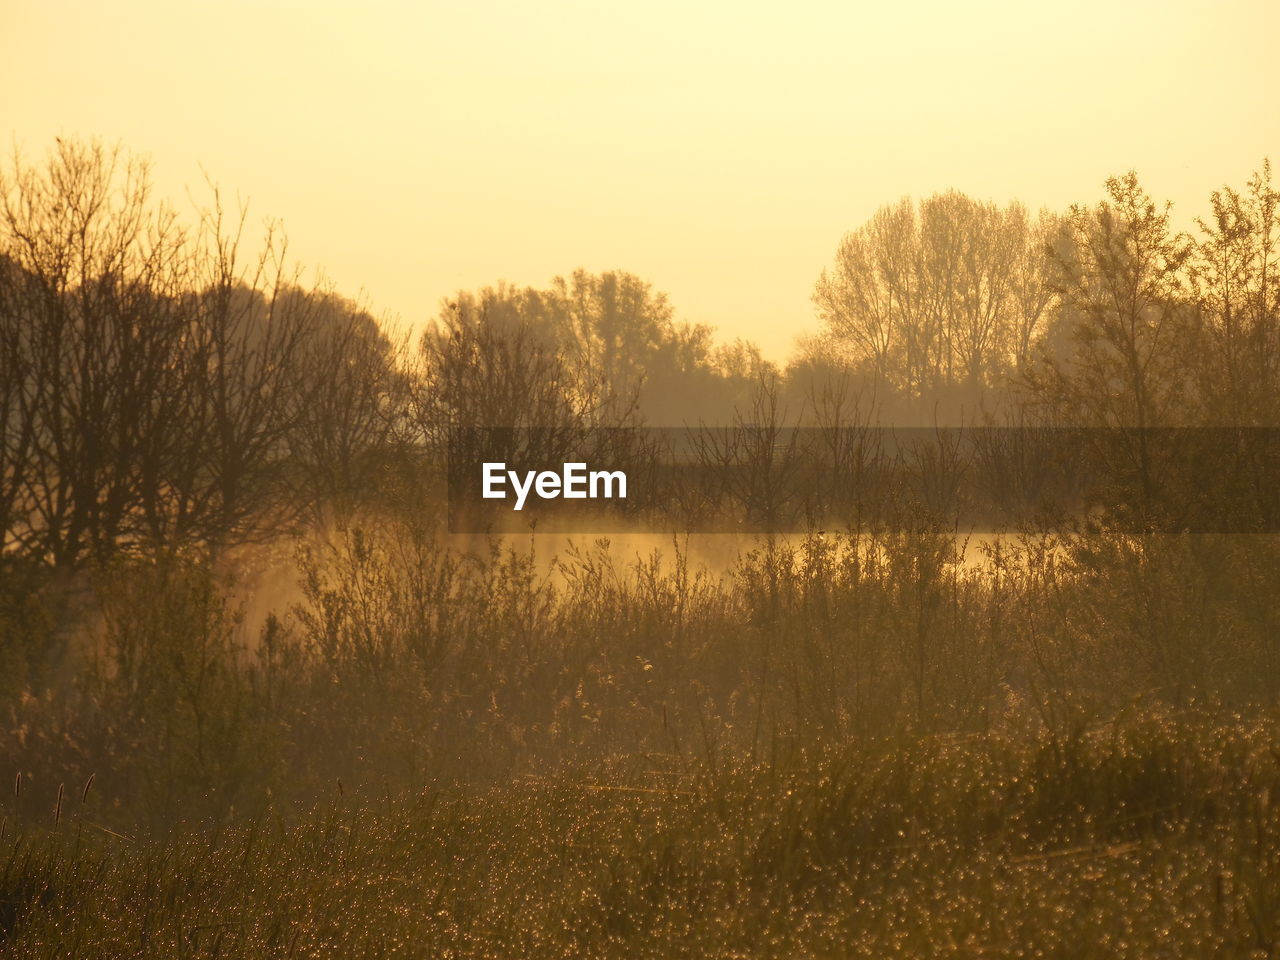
[3,2,1280,956]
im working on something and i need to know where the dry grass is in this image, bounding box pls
[3,715,1280,957]
[4,525,1280,955]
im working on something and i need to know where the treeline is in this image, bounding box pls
[0,142,776,569]
[3,140,1277,568]
[807,167,1280,427]
[2,139,1280,832]
[0,142,409,567]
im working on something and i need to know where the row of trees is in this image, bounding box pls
[0,141,773,567]
[419,273,773,433]
[1032,166,1280,429]
[812,166,1280,427]
[3,138,1278,566]
[812,192,1059,402]
[0,141,402,566]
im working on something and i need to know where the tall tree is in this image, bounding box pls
[1028,172,1192,430]
[815,193,1056,408]
[1188,161,1280,425]
[0,140,360,564]
[0,141,192,564]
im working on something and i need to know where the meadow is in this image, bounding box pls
[4,524,1280,957]
[4,142,1280,956]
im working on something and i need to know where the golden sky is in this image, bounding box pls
[4,0,1277,360]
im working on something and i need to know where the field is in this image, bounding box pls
[4,527,1280,957]
[4,141,1280,957]
[5,714,1280,958]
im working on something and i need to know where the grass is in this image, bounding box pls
[5,526,1280,956]
[4,710,1280,958]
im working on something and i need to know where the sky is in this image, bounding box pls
[3,0,1278,361]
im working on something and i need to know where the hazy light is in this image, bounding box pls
[4,0,1277,359]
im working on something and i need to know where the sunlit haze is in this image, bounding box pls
[4,0,1277,359]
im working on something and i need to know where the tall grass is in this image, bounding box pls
[6,523,1280,820]
[3,522,1280,952]
[3,712,1280,957]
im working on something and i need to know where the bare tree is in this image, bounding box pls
[0,140,193,564]
[284,292,414,522]
[692,374,807,531]
[1188,160,1280,425]
[414,296,617,506]
[1008,207,1062,374]
[0,255,35,555]
[1027,172,1193,430]
[1022,173,1196,526]
[815,192,1056,407]
[814,198,915,392]
[0,140,356,564]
